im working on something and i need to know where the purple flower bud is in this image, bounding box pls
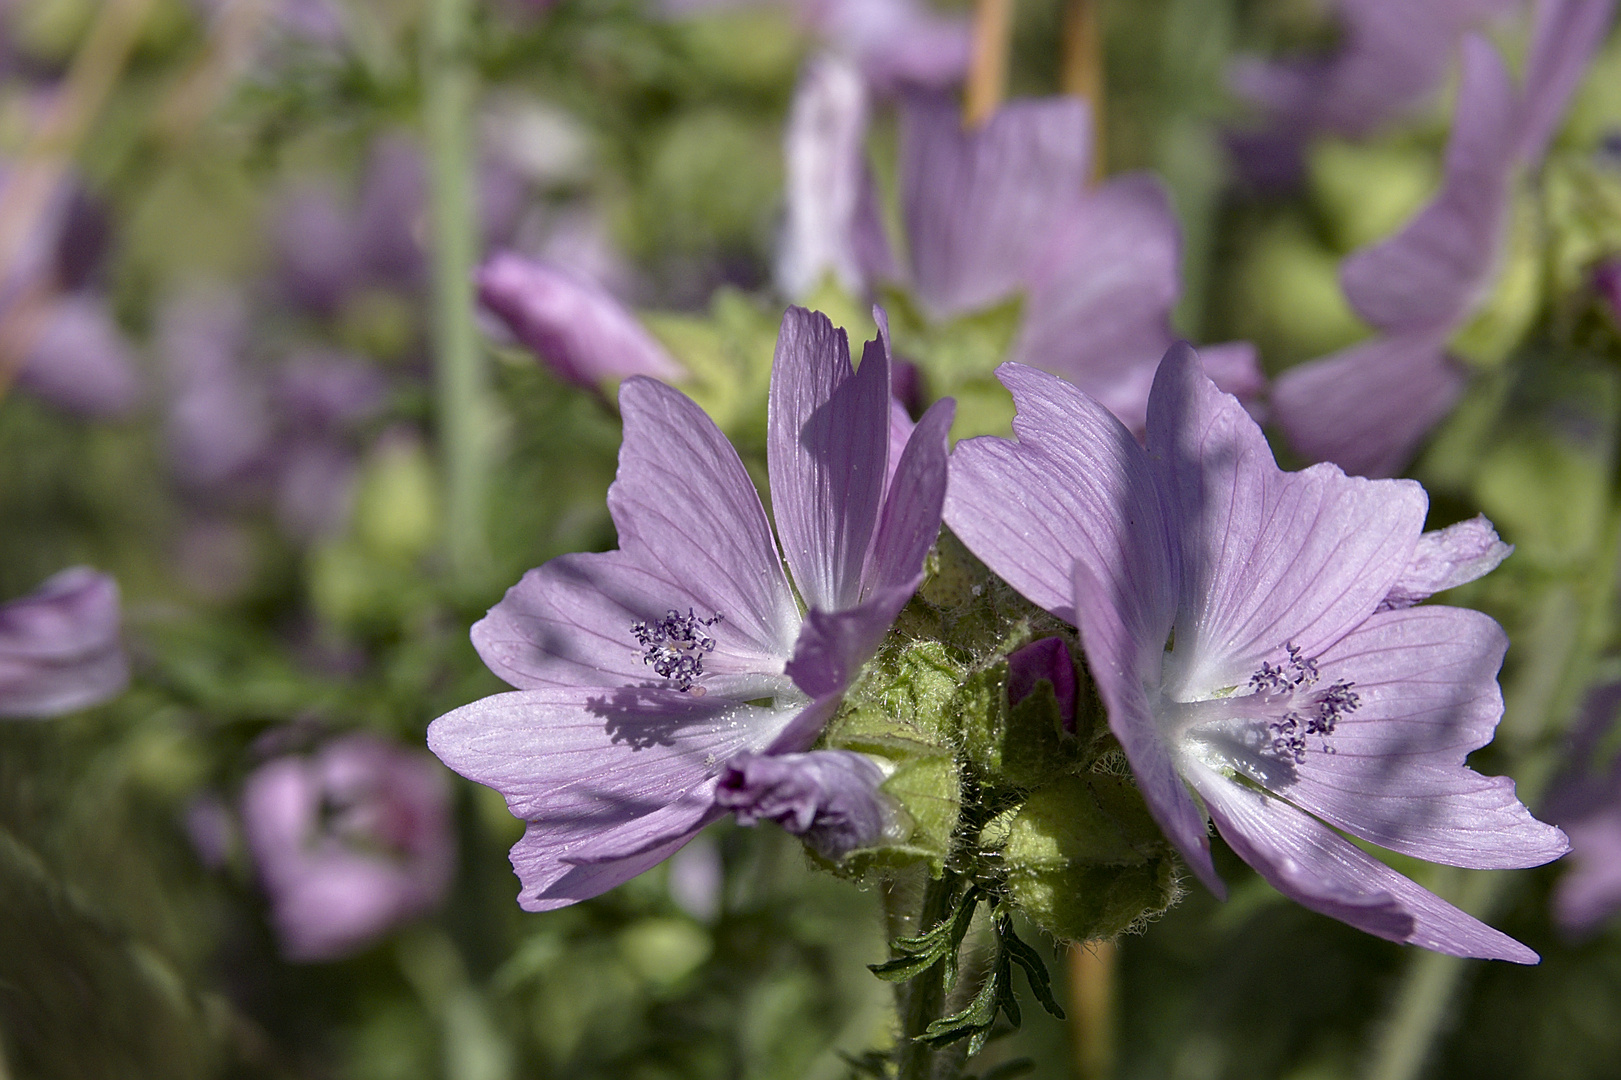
[241,732,455,962]
[716,750,896,858]
[1006,636,1076,731]
[477,252,684,387]
[0,568,128,719]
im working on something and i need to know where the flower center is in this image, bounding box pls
[631,609,723,694]
[1160,641,1359,767]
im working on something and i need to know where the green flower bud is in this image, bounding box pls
[354,432,439,562]
[995,774,1182,942]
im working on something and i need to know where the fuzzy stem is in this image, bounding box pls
[423,0,487,589]
[964,0,1014,128]
[888,870,969,1080]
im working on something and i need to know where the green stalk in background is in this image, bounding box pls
[423,0,487,591]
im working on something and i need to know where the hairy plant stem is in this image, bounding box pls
[887,868,970,1080]
[423,0,488,591]
[1361,494,1621,1080]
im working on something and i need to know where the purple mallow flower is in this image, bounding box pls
[946,343,1566,961]
[716,750,898,858]
[1227,0,1520,188]
[241,732,455,962]
[0,568,128,719]
[476,252,684,389]
[816,91,1262,434]
[428,307,953,910]
[1550,764,1621,936]
[1274,2,1616,478]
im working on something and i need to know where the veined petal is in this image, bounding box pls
[1011,174,1181,432]
[427,688,797,910]
[1516,0,1618,165]
[1147,344,1427,695]
[1269,607,1568,868]
[768,308,892,613]
[863,397,954,597]
[716,750,896,858]
[1380,515,1512,610]
[1272,330,1467,479]
[901,93,1091,320]
[1074,562,1220,891]
[1189,763,1540,963]
[785,585,915,700]
[1339,35,1517,333]
[945,363,1173,626]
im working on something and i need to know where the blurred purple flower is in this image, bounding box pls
[477,252,684,388]
[1274,3,1616,478]
[1227,0,1521,188]
[242,732,455,962]
[946,344,1567,961]
[844,92,1262,434]
[715,749,897,858]
[1595,257,1621,321]
[0,568,128,718]
[428,307,953,910]
[1554,783,1621,936]
[160,290,385,541]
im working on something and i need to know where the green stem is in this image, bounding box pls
[887,869,969,1080]
[1361,500,1621,1080]
[423,0,486,591]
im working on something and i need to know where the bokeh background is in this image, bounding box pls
[3,1,1621,1078]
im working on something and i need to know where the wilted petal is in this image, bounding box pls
[478,253,684,387]
[901,93,1090,319]
[785,585,914,699]
[1190,762,1540,962]
[428,687,795,910]
[1380,515,1512,610]
[768,308,890,612]
[777,54,871,299]
[1516,0,1619,164]
[1147,344,1427,694]
[15,295,142,417]
[1272,329,1467,478]
[475,378,800,696]
[1339,35,1517,333]
[716,749,895,858]
[1269,607,1568,869]
[946,363,1172,626]
[0,568,127,718]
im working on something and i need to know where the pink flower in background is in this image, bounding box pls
[242,732,455,962]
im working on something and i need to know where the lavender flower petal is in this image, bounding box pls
[945,363,1172,625]
[784,585,915,699]
[767,308,891,612]
[1190,762,1540,962]
[862,397,954,596]
[1380,514,1513,610]
[1147,343,1428,690]
[1273,330,1468,479]
[428,688,797,910]
[474,377,800,696]
[716,750,894,858]
[1255,607,1567,868]
[1516,0,1619,164]
[901,93,1091,320]
[777,55,871,299]
[477,253,684,387]
[0,568,128,718]
[1006,636,1076,727]
[1338,35,1518,334]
